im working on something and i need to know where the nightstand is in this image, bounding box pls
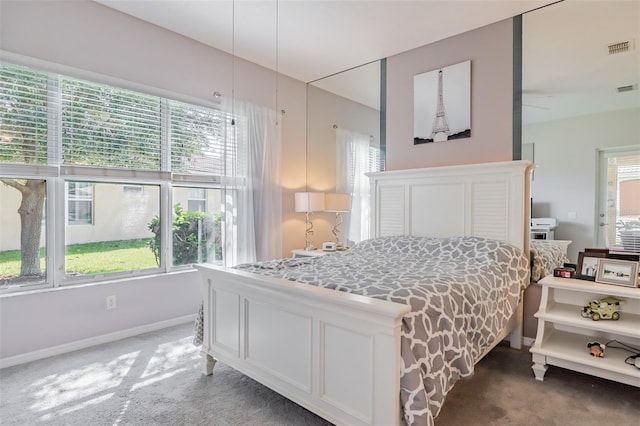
[291,249,332,258]
[530,275,640,387]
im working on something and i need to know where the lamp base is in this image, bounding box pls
[305,245,317,251]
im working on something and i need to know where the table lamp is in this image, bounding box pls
[324,193,351,249]
[295,192,325,250]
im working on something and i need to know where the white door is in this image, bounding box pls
[597,148,640,252]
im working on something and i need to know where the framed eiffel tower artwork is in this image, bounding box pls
[413,60,471,144]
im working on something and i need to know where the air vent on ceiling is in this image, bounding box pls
[608,41,630,55]
[617,84,638,93]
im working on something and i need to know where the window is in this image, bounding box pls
[0,61,236,290]
[0,65,48,165]
[336,129,383,245]
[123,185,143,193]
[61,77,162,170]
[169,99,233,176]
[67,182,94,225]
[369,145,385,173]
[172,186,223,266]
[65,182,161,278]
[599,150,640,252]
[187,187,207,212]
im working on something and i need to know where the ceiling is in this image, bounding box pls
[522,0,640,125]
[94,1,639,124]
[94,0,554,83]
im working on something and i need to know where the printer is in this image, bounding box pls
[531,217,557,240]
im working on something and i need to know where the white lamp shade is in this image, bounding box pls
[325,193,350,212]
[295,192,325,212]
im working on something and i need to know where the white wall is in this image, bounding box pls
[0,271,202,364]
[525,107,640,262]
[0,0,307,362]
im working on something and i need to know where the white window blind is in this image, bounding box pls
[169,99,235,177]
[602,151,640,248]
[369,145,384,172]
[2,62,238,179]
[0,64,49,165]
[61,77,162,170]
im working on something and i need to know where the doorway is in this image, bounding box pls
[597,148,640,252]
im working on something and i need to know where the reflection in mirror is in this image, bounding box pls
[307,60,384,247]
[522,0,640,261]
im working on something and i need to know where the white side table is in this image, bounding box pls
[291,249,332,258]
[530,275,640,387]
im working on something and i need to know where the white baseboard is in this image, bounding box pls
[523,336,535,347]
[0,314,195,370]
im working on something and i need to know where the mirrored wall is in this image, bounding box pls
[522,0,640,261]
[306,60,385,244]
[306,60,384,192]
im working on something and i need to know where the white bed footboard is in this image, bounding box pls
[195,264,411,426]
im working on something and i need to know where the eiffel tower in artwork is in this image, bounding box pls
[431,69,451,141]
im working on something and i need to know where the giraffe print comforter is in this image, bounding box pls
[232,235,529,425]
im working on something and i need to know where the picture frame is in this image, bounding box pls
[585,247,609,255]
[595,258,639,288]
[607,252,640,262]
[576,251,607,281]
[413,60,471,144]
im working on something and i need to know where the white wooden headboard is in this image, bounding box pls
[368,160,533,252]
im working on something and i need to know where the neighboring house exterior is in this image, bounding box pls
[1,183,222,251]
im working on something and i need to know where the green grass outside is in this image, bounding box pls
[0,239,158,278]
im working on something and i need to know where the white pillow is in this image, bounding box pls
[530,240,571,282]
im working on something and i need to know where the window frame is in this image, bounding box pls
[0,58,238,293]
[187,187,207,212]
[58,172,167,286]
[171,183,226,267]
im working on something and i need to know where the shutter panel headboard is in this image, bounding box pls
[368,160,532,252]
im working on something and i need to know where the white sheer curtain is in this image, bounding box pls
[223,98,282,265]
[336,128,372,245]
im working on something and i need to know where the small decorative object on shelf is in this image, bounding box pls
[581,296,625,321]
[322,241,336,252]
[554,266,575,278]
[576,250,608,281]
[587,341,606,358]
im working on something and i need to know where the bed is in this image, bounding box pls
[195,160,533,426]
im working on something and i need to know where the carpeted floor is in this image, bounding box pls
[1,322,638,425]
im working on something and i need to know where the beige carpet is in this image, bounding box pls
[1,322,638,425]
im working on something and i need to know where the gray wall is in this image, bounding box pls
[386,18,515,170]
